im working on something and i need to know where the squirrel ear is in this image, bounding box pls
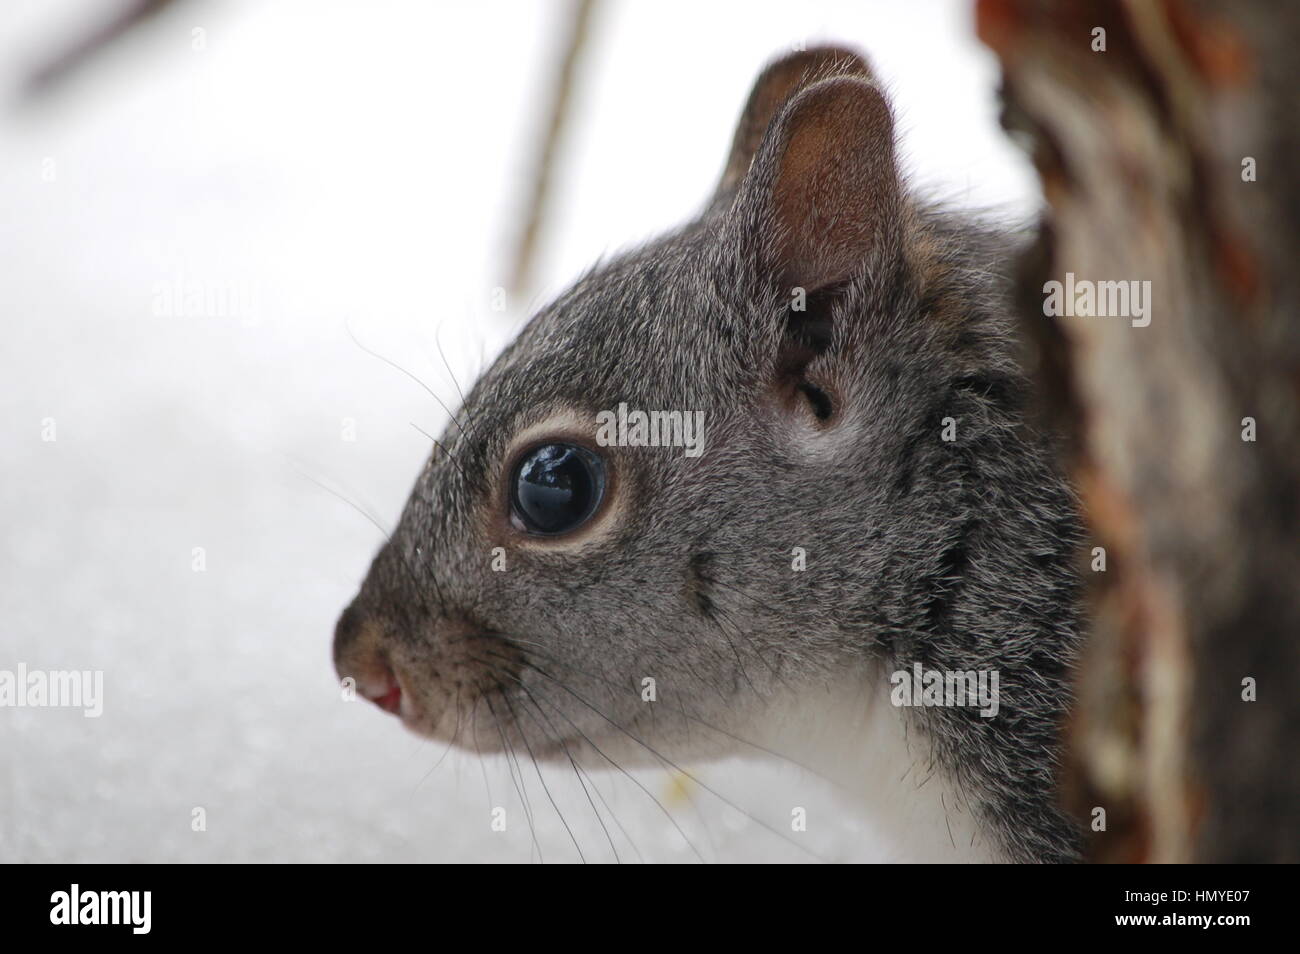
[715,46,876,198]
[757,76,901,294]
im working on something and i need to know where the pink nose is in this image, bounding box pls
[347,658,404,716]
[371,679,402,714]
[334,603,403,717]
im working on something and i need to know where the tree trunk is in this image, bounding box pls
[976,0,1300,862]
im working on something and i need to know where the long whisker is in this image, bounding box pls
[291,463,391,541]
[471,654,705,863]
[410,421,471,485]
[484,691,542,863]
[474,657,625,863]
[470,694,497,824]
[515,658,827,861]
[500,693,587,863]
[346,320,475,441]
[414,681,468,788]
[297,463,449,616]
[480,638,837,789]
[433,324,473,425]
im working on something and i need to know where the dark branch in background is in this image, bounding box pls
[977,0,1300,862]
[506,0,598,299]
[23,0,193,98]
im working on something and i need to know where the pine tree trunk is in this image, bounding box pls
[976,0,1300,862]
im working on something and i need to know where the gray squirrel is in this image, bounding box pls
[334,46,1086,863]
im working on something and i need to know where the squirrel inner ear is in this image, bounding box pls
[715,46,875,199]
[755,75,902,296]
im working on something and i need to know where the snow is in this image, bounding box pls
[0,0,1036,862]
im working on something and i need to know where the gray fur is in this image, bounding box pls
[335,47,1085,863]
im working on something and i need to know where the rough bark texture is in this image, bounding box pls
[976,0,1300,863]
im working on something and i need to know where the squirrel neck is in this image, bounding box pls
[754,659,1003,862]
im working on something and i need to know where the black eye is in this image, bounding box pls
[510,443,606,535]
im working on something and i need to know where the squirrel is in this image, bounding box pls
[333,45,1086,863]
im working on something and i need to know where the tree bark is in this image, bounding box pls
[976,0,1300,862]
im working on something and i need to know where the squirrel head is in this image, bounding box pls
[333,46,1081,864]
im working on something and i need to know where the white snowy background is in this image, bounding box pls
[0,0,1037,862]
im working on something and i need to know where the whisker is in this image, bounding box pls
[470,695,497,827]
[296,461,450,615]
[475,656,705,863]
[474,657,625,863]
[410,421,471,485]
[484,691,543,863]
[500,693,587,863]
[516,658,827,862]
[413,682,468,789]
[433,324,473,424]
[481,637,837,789]
[346,319,475,441]
[291,463,391,541]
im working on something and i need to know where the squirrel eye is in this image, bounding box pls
[509,443,606,535]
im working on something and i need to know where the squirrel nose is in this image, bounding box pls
[334,603,403,716]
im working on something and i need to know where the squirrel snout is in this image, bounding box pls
[333,603,403,716]
[333,596,525,743]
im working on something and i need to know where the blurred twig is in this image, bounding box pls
[24,0,193,98]
[506,0,598,300]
